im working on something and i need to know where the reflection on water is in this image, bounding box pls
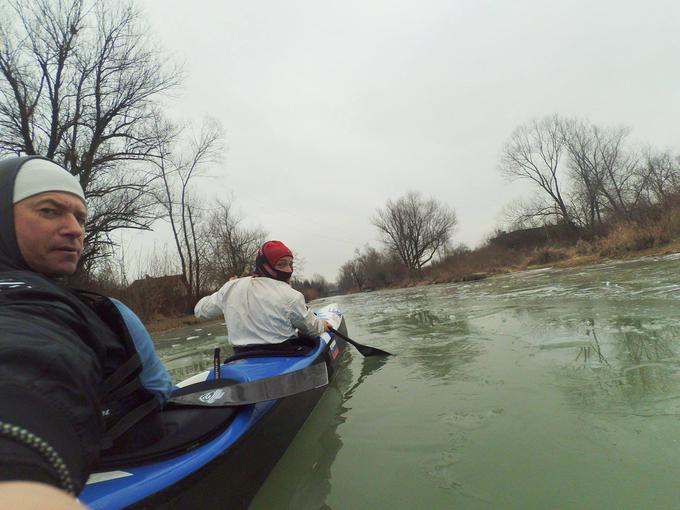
[151,254,680,509]
[249,352,387,510]
[576,318,609,365]
[405,337,482,384]
[561,315,680,417]
[612,317,676,402]
[153,320,231,383]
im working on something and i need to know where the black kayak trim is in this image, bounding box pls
[168,362,329,407]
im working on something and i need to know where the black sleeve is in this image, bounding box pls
[0,309,103,494]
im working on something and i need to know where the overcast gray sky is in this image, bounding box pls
[130,0,680,282]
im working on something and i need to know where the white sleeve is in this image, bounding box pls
[289,291,324,337]
[194,289,224,319]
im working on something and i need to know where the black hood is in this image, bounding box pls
[0,155,52,271]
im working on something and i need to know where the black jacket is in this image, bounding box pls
[0,156,150,494]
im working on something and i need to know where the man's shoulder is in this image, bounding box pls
[253,277,296,291]
[0,276,33,291]
[255,278,305,303]
[0,271,85,323]
[0,270,59,293]
[223,275,254,290]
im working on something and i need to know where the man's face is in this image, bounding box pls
[274,256,293,273]
[13,191,87,276]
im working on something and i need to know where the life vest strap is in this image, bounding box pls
[99,353,142,399]
[100,397,160,451]
[104,374,145,403]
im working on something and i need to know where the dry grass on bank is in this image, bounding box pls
[404,217,680,289]
[144,315,202,333]
[414,245,527,285]
[596,224,668,256]
[519,224,680,271]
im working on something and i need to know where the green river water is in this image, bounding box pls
[153,254,680,509]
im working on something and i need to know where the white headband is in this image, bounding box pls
[13,159,85,204]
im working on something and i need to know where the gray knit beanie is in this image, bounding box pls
[13,158,85,204]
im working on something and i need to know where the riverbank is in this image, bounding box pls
[553,238,680,268]
[143,236,680,333]
[388,235,680,289]
[145,315,203,333]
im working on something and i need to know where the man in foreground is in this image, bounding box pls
[0,156,172,506]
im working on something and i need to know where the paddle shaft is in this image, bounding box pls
[328,327,392,357]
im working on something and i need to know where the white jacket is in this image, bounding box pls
[194,276,324,346]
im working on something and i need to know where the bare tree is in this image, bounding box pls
[500,115,577,230]
[562,119,644,226]
[203,199,267,287]
[292,273,330,301]
[640,150,680,206]
[500,197,561,231]
[0,0,180,269]
[336,245,407,292]
[150,116,223,307]
[561,119,604,229]
[596,127,642,219]
[337,259,365,292]
[373,191,457,271]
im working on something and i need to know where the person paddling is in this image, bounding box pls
[194,240,331,353]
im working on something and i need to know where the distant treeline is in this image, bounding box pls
[500,114,680,237]
[333,115,680,294]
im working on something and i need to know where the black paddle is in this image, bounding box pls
[169,362,329,407]
[328,327,392,357]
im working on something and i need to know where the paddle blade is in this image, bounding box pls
[329,327,392,357]
[354,344,392,357]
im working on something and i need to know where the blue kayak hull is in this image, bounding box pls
[81,317,347,509]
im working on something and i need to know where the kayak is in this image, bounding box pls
[80,303,348,509]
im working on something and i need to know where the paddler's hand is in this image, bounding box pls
[322,320,332,332]
[0,482,88,509]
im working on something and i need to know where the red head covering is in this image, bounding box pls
[261,240,293,265]
[253,240,293,282]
